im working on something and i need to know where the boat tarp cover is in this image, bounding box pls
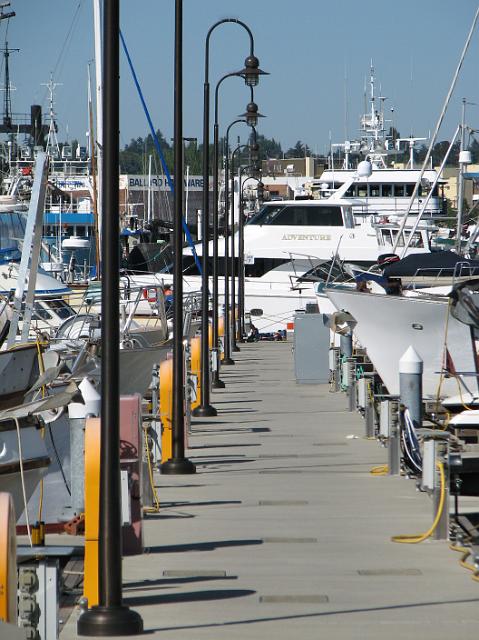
[383,251,479,278]
[450,279,479,328]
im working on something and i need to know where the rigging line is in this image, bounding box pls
[38,1,85,109]
[393,6,479,252]
[119,29,202,274]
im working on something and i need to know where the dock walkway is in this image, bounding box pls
[62,340,479,639]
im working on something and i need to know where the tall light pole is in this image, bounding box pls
[159,1,196,475]
[239,173,264,340]
[78,0,143,634]
[194,18,266,413]
[211,72,248,387]
[229,137,259,351]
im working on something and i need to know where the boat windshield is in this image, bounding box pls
[0,212,26,261]
[247,205,284,225]
[297,260,351,283]
[247,204,344,226]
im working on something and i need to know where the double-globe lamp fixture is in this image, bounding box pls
[193,16,268,417]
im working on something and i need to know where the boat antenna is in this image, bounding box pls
[41,73,61,158]
[343,58,349,142]
[0,40,18,129]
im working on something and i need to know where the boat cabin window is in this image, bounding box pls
[379,228,423,248]
[45,298,76,320]
[357,184,368,197]
[32,302,53,321]
[369,184,380,197]
[381,184,392,197]
[345,184,357,198]
[247,204,344,227]
[393,184,405,197]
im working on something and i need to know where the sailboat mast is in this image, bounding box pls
[93,0,102,262]
[455,98,467,254]
[88,63,101,276]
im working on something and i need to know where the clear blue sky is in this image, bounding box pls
[5,1,479,156]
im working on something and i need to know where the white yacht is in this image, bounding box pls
[180,196,433,332]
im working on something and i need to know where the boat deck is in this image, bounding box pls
[60,340,479,639]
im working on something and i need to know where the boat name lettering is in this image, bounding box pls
[281,234,331,241]
[125,175,210,191]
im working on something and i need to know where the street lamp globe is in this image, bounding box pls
[241,54,268,87]
[249,142,260,161]
[238,101,265,127]
[257,180,265,202]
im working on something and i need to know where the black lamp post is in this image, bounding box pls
[238,173,264,340]
[195,18,267,407]
[211,71,247,387]
[159,0,196,475]
[229,137,259,351]
[223,121,258,361]
[77,0,144,635]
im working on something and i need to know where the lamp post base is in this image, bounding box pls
[192,404,218,417]
[77,605,143,637]
[222,357,235,365]
[232,345,241,352]
[160,457,196,474]
[212,378,226,389]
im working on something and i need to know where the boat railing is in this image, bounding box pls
[44,199,93,214]
[408,261,479,288]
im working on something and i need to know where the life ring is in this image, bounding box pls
[142,288,157,303]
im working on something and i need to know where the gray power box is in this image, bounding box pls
[293,313,330,384]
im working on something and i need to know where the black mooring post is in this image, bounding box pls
[78,1,143,634]
[161,0,197,472]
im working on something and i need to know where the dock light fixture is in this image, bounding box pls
[249,142,260,162]
[256,180,265,201]
[77,0,144,635]
[239,102,265,128]
[196,17,267,410]
[240,54,268,87]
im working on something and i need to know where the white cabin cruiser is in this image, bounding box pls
[180,198,433,332]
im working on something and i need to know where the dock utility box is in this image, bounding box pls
[293,312,330,384]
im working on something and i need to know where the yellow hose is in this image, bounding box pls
[142,425,160,513]
[391,462,445,544]
[370,464,388,476]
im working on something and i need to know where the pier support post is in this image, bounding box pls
[433,442,449,541]
[388,401,400,476]
[399,346,423,431]
[347,358,356,412]
[340,333,352,359]
[364,378,374,438]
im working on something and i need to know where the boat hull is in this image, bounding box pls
[326,289,477,398]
